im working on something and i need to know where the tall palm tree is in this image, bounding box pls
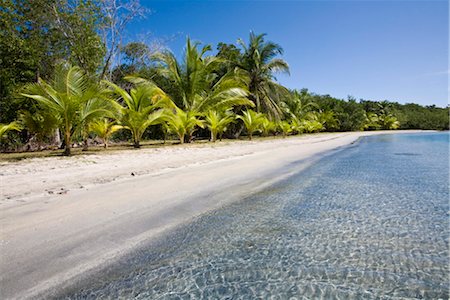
[153,38,253,142]
[154,38,253,113]
[104,79,168,148]
[21,64,112,155]
[237,110,265,140]
[237,32,290,119]
[205,110,235,142]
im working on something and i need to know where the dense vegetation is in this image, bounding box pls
[1,0,448,154]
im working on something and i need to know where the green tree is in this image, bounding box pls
[205,110,235,142]
[1,0,106,127]
[105,79,167,148]
[0,121,22,140]
[19,110,59,149]
[278,121,293,137]
[21,64,111,155]
[237,32,290,118]
[283,89,318,120]
[154,37,252,114]
[89,119,123,148]
[164,108,205,144]
[236,110,265,140]
[260,116,277,137]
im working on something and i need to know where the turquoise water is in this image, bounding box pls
[62,133,449,299]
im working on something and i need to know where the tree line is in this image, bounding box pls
[1,0,448,155]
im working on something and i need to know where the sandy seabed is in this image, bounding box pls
[0,131,424,299]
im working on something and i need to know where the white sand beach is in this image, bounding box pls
[0,131,424,299]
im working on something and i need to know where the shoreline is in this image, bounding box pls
[0,130,429,299]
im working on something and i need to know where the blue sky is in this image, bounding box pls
[128,0,448,107]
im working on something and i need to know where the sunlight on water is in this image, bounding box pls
[62,133,449,299]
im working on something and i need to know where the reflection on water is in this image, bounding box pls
[63,133,449,299]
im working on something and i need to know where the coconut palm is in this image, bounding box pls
[278,121,293,137]
[283,89,318,120]
[301,120,323,133]
[19,110,59,150]
[317,110,339,131]
[154,38,253,114]
[363,112,381,130]
[164,107,205,144]
[21,64,112,155]
[89,119,123,148]
[237,32,290,118]
[0,121,22,140]
[104,79,168,148]
[290,117,303,135]
[236,110,265,140]
[260,116,277,137]
[205,110,235,142]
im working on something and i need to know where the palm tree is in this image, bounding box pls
[152,38,253,142]
[205,110,235,142]
[164,107,205,144]
[89,119,123,148]
[363,112,381,130]
[154,38,253,111]
[283,89,318,120]
[19,110,59,150]
[21,64,112,155]
[260,116,276,137]
[236,110,265,140]
[278,121,293,137]
[317,110,339,131]
[104,79,168,148]
[237,32,290,118]
[0,121,22,140]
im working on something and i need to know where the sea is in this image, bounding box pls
[60,132,449,299]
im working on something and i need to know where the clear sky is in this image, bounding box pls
[128,0,449,107]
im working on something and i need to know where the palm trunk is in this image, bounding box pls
[103,138,108,149]
[64,131,71,156]
[234,123,245,139]
[248,132,252,140]
[133,140,140,148]
[179,134,185,144]
[210,131,216,142]
[82,138,89,151]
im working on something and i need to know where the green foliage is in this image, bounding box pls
[164,108,205,144]
[282,89,318,120]
[154,38,253,114]
[0,0,106,126]
[236,110,266,140]
[260,116,277,137]
[89,119,123,148]
[237,32,290,118]
[205,110,235,142]
[19,110,59,148]
[21,64,112,155]
[105,78,167,148]
[0,121,22,140]
[277,121,293,137]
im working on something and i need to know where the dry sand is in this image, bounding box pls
[0,131,423,299]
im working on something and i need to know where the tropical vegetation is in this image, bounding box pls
[1,0,448,155]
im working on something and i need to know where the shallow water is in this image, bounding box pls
[62,133,449,299]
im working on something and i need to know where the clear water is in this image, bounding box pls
[62,133,449,299]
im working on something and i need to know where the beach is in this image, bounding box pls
[0,131,425,299]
